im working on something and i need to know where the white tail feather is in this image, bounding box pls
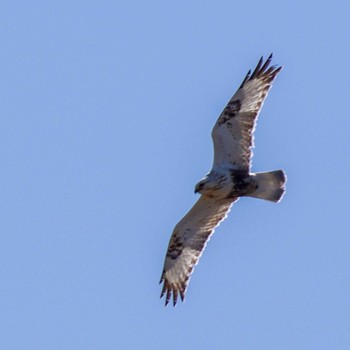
[247,170,286,202]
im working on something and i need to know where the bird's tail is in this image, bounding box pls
[247,170,286,203]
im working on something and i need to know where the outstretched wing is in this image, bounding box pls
[160,196,237,306]
[212,54,281,170]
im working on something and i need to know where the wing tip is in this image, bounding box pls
[159,275,188,307]
[240,53,282,88]
[239,69,252,89]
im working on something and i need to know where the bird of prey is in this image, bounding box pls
[160,54,286,306]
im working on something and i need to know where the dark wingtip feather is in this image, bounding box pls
[160,282,166,299]
[180,290,185,302]
[159,277,187,306]
[159,271,165,284]
[274,65,283,75]
[172,289,178,306]
[239,69,251,89]
[165,288,172,306]
[250,56,264,79]
[260,53,273,74]
[239,53,281,88]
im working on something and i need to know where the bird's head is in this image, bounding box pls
[194,176,210,194]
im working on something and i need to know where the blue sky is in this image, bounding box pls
[1,1,350,349]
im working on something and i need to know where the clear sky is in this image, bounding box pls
[1,1,350,349]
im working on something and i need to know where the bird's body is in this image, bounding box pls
[195,164,240,198]
[160,54,286,306]
[197,166,285,201]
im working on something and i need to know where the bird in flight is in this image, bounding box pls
[160,54,286,306]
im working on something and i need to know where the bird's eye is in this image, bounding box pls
[195,183,204,193]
